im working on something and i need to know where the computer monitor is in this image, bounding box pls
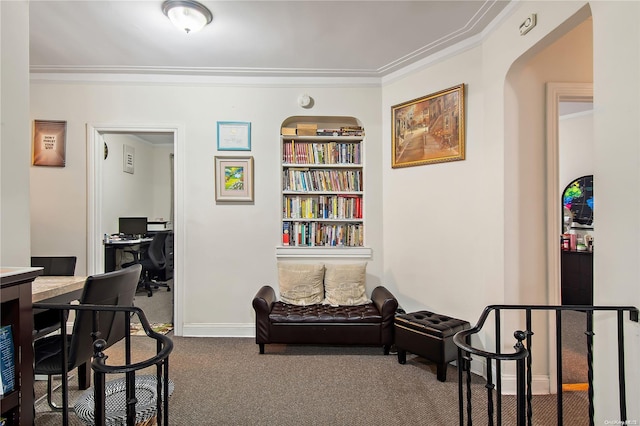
[118,217,148,237]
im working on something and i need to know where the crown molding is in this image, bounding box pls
[30,1,518,88]
[29,69,382,87]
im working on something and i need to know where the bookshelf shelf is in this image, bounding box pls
[279,116,367,254]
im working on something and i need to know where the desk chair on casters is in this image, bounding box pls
[123,231,171,297]
[33,264,142,424]
[31,256,77,339]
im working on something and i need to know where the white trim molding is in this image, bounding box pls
[545,81,593,392]
[87,122,185,336]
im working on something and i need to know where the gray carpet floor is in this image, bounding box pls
[561,310,588,384]
[35,337,589,425]
[132,279,174,324]
[34,292,591,425]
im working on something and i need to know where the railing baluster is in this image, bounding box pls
[466,352,473,426]
[586,310,595,426]
[486,357,495,426]
[525,310,533,426]
[616,310,626,423]
[555,310,563,425]
[514,331,527,426]
[458,347,464,426]
[495,309,502,426]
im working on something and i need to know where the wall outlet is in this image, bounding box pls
[520,14,537,36]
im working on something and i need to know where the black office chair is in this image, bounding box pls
[31,256,77,276]
[123,231,171,297]
[33,264,142,419]
[31,256,77,339]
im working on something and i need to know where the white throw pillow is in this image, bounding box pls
[323,263,369,306]
[277,263,325,306]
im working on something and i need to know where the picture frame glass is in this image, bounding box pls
[32,120,67,167]
[391,84,465,168]
[217,121,251,151]
[215,156,254,202]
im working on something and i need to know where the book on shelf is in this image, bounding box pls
[282,222,290,246]
[0,325,15,396]
[317,129,341,136]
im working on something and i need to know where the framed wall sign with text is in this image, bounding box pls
[32,120,67,167]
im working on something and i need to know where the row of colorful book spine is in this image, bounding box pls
[282,141,361,165]
[282,222,364,247]
[283,195,362,219]
[283,169,362,192]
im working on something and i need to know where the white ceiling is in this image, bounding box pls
[29,0,512,78]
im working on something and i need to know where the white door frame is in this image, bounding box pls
[86,123,185,336]
[545,82,593,390]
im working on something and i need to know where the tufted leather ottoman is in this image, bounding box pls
[394,311,470,382]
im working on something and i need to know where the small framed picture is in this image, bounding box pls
[32,120,67,167]
[214,156,254,202]
[217,121,251,151]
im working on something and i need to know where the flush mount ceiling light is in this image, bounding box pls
[162,0,213,34]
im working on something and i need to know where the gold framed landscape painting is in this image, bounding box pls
[391,84,465,168]
[214,156,254,202]
[32,120,67,167]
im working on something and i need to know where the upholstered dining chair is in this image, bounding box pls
[33,264,142,421]
[31,256,77,339]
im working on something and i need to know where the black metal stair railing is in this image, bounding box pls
[33,303,174,426]
[453,305,639,426]
[90,305,173,426]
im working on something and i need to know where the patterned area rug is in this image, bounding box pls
[129,322,173,336]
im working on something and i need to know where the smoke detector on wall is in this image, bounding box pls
[298,94,313,108]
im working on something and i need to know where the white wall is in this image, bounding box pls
[101,133,173,235]
[590,1,640,418]
[1,1,31,266]
[382,1,638,419]
[151,144,173,223]
[29,81,383,333]
[380,3,592,331]
[559,110,594,191]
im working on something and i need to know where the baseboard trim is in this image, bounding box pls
[181,323,254,337]
[499,374,550,395]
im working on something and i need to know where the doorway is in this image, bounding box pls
[545,83,593,390]
[87,123,184,335]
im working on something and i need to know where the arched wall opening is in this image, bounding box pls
[502,5,593,393]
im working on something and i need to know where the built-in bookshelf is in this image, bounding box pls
[277,116,371,258]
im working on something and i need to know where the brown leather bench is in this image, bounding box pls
[394,310,470,382]
[252,285,398,354]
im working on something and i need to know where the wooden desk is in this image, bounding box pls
[1,270,87,424]
[33,275,86,303]
[1,267,41,425]
[104,238,152,272]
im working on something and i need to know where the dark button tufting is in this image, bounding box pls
[269,302,381,324]
[395,310,470,338]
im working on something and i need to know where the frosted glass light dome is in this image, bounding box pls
[162,0,213,34]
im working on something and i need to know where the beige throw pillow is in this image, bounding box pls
[323,263,369,306]
[277,263,325,306]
